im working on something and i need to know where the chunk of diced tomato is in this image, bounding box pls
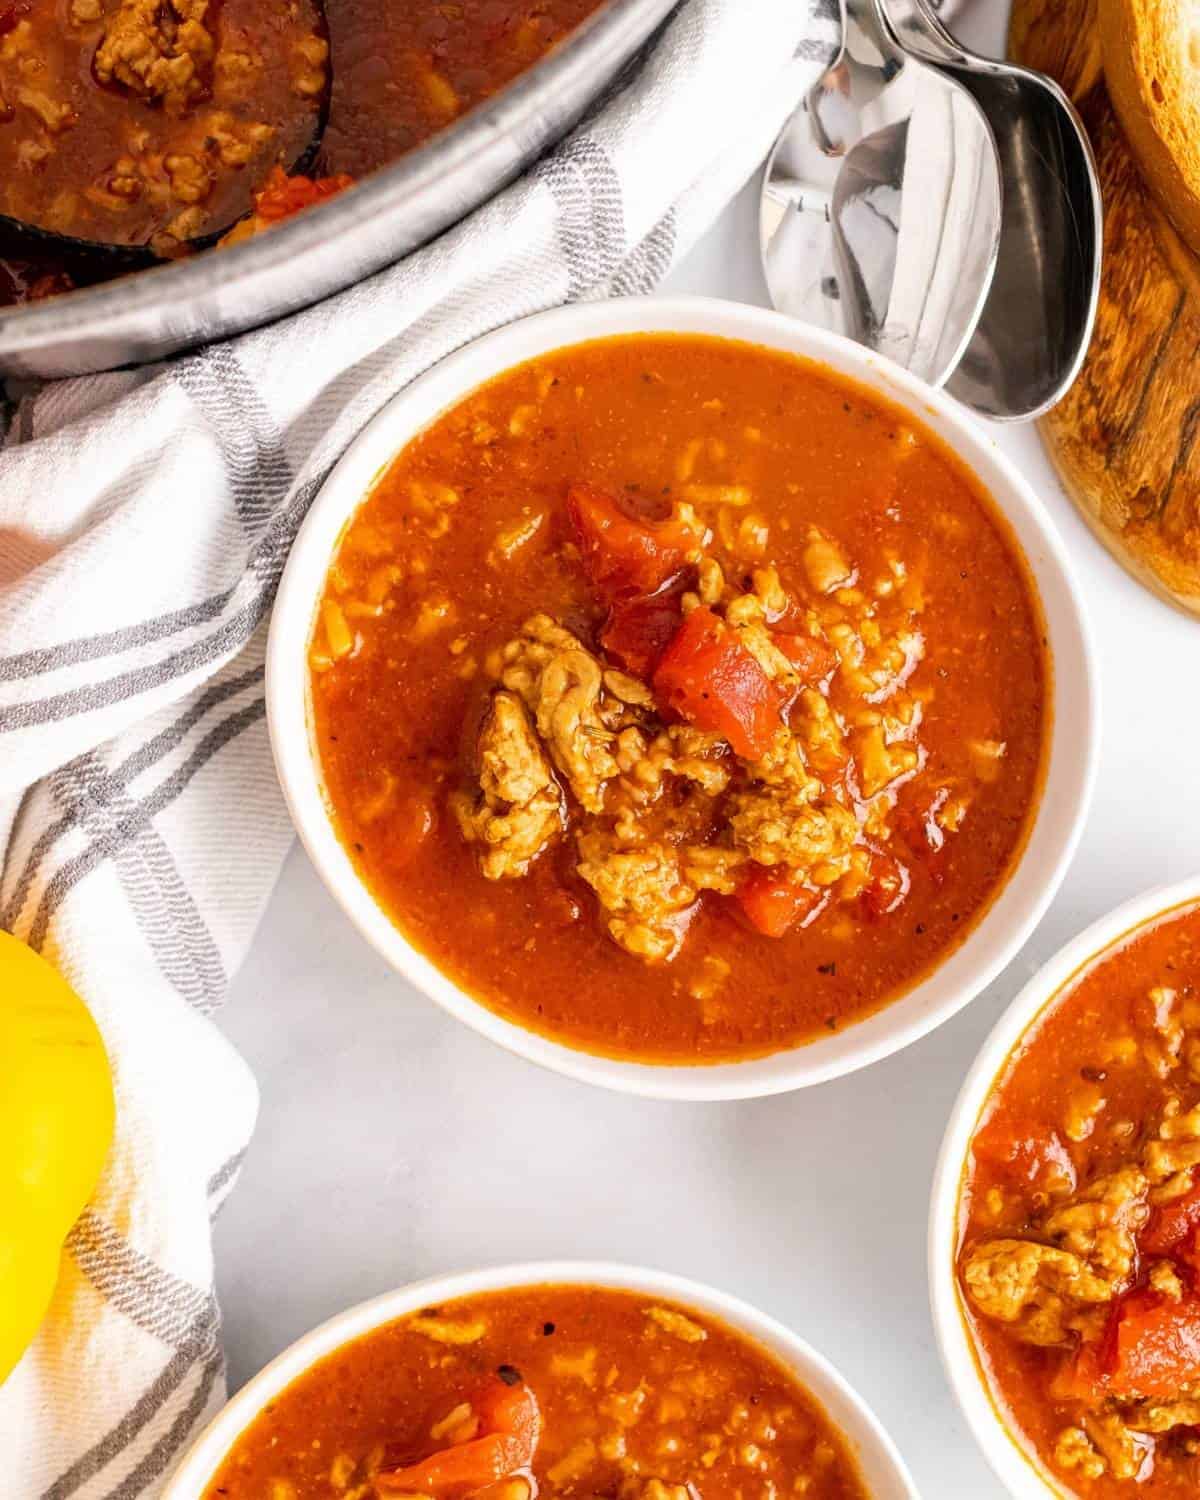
[254,167,355,222]
[861,850,909,919]
[1050,1339,1112,1403]
[737,868,827,938]
[1110,1291,1200,1398]
[1142,1183,1200,1256]
[773,631,838,684]
[377,1379,541,1496]
[895,793,947,859]
[568,483,703,598]
[971,1117,1077,1193]
[472,1379,540,1447]
[893,790,953,889]
[652,606,783,760]
[601,573,690,676]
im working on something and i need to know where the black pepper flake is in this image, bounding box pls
[497,1364,522,1386]
[817,961,836,976]
[354,841,364,852]
[543,1322,556,1336]
[952,913,960,922]
[824,1015,838,1030]
[915,923,925,936]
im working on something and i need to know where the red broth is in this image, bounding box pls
[309,334,1048,1062]
[203,1286,869,1500]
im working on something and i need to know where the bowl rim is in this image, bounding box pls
[927,874,1200,1499]
[159,1260,919,1500]
[265,293,1100,1100]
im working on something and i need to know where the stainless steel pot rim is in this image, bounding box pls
[0,0,676,350]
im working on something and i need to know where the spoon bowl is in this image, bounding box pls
[887,0,1103,420]
[760,0,1002,391]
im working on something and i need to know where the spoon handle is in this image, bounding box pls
[880,0,965,66]
[808,0,904,157]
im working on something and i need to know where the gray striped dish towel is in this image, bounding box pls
[0,2,839,1495]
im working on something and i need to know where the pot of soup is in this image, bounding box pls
[0,0,679,378]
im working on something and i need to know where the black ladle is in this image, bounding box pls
[0,4,330,275]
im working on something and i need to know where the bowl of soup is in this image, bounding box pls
[267,296,1097,1097]
[161,1263,918,1500]
[931,877,1200,1497]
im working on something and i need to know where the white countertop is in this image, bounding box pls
[215,26,1200,1497]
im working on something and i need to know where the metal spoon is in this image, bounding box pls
[760,0,1002,390]
[886,0,1102,420]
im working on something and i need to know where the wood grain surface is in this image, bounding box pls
[1010,0,1200,617]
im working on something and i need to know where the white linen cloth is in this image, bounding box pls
[0,2,841,1496]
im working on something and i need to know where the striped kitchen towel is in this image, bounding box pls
[0,1,840,1496]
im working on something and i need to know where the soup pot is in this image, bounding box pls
[160,1261,920,1500]
[0,0,679,380]
[266,295,1098,1099]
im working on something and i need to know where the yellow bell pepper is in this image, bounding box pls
[0,931,115,1385]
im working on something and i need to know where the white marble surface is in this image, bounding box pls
[215,26,1200,1500]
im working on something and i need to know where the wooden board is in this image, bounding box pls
[1010,0,1200,617]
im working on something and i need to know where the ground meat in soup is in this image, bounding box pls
[0,0,327,251]
[201,1286,869,1500]
[0,0,604,301]
[959,900,1200,1497]
[309,333,1048,1064]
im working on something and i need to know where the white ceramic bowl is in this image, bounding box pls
[929,875,1200,1498]
[161,1261,918,1500]
[267,295,1098,1100]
